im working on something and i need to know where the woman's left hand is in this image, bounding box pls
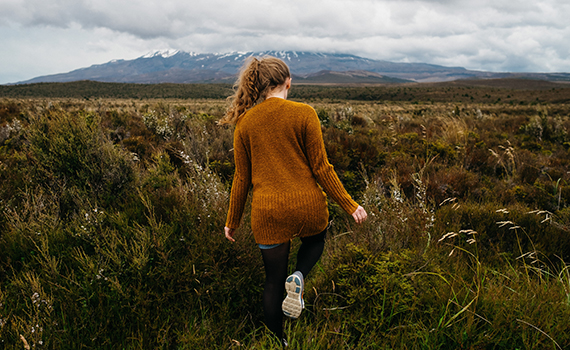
[224,226,236,242]
[352,206,368,224]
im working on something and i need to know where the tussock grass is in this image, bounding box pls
[1,97,569,349]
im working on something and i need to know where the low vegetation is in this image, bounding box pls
[0,83,569,349]
[2,79,570,104]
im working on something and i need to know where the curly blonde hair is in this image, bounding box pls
[219,56,290,125]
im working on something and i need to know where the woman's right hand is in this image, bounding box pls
[352,206,368,224]
[224,226,236,242]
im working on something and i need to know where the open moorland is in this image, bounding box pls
[1,80,570,349]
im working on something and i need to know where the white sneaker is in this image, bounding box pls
[282,271,304,318]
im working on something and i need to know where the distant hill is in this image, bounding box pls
[293,70,409,84]
[3,79,570,105]
[12,50,570,85]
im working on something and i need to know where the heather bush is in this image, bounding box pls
[25,104,136,217]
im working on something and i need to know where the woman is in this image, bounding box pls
[221,56,367,344]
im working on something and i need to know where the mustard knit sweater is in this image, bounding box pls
[225,98,359,245]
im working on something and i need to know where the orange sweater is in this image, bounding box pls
[225,98,359,245]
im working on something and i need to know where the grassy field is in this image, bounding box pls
[1,82,570,349]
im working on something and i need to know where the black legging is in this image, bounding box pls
[260,228,327,339]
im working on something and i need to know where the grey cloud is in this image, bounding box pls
[2,0,566,42]
[1,0,570,83]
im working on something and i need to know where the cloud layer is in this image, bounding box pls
[2,0,570,83]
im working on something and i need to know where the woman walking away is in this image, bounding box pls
[221,56,367,345]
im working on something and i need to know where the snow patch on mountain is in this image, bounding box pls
[142,50,181,59]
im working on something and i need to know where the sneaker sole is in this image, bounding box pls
[282,274,303,318]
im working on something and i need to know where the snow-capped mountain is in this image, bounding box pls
[15,50,570,85]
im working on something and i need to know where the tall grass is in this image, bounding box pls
[1,97,569,349]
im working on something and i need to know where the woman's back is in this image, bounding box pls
[236,98,318,195]
[230,97,335,243]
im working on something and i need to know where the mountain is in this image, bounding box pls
[15,50,570,85]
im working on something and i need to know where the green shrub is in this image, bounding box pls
[26,106,136,217]
[331,245,418,337]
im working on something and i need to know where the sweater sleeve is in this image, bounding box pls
[225,128,252,229]
[304,108,359,215]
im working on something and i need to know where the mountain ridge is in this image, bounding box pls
[13,50,570,85]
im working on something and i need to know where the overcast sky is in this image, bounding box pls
[1,0,570,84]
